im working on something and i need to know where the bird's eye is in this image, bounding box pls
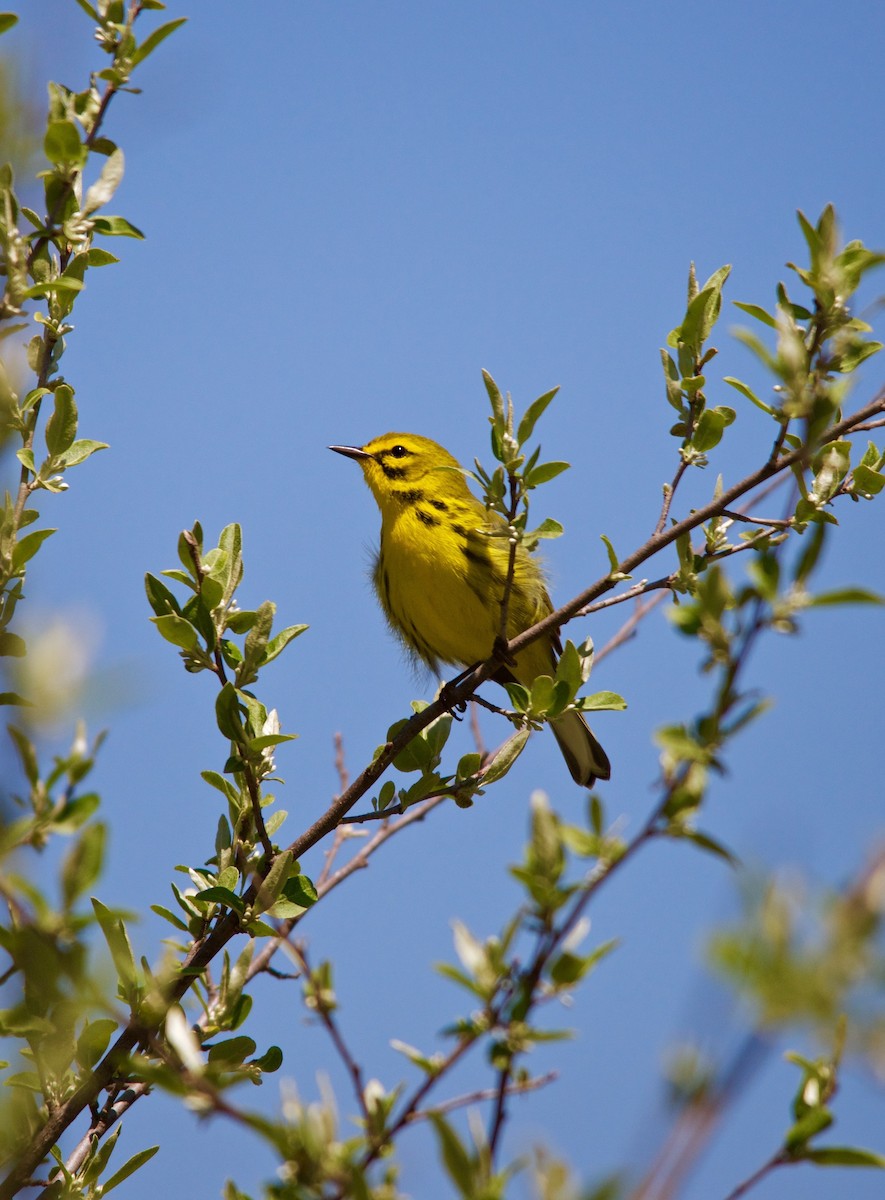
[390,444,408,459]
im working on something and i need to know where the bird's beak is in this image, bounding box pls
[329,444,373,462]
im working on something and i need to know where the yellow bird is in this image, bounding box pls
[331,433,611,787]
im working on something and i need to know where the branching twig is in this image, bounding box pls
[721,1150,791,1200]
[317,734,353,888]
[290,941,371,1124]
[595,593,669,665]
[406,1071,558,1125]
[720,509,792,529]
[656,459,690,535]
[469,700,488,761]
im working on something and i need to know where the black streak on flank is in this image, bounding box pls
[461,544,488,567]
[429,499,448,511]
[381,566,392,610]
[392,489,424,505]
[451,523,467,538]
[415,509,439,527]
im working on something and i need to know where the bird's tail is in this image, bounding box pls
[550,709,611,788]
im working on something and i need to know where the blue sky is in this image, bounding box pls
[6,2,885,1198]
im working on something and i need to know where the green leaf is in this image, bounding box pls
[526,517,564,540]
[150,904,189,932]
[677,267,731,349]
[851,463,885,496]
[550,937,618,986]
[525,460,569,488]
[723,375,776,416]
[56,439,109,468]
[253,851,294,915]
[206,1035,256,1065]
[482,369,506,426]
[834,340,882,372]
[44,119,85,166]
[0,630,26,657]
[808,588,883,607]
[677,828,738,866]
[62,823,106,908]
[431,1114,474,1196]
[262,623,309,665]
[660,348,684,410]
[799,1146,885,1168]
[575,690,627,711]
[23,277,85,299]
[45,385,78,456]
[253,1045,283,1073]
[388,717,432,773]
[75,1018,118,1070]
[151,612,200,651]
[144,572,181,618]
[82,147,125,215]
[226,610,257,634]
[92,215,145,239]
[131,17,187,65]
[785,1106,833,1150]
[215,683,244,741]
[481,728,530,783]
[794,518,826,584]
[101,1145,160,1194]
[692,406,736,453]
[11,527,56,572]
[0,14,19,34]
[600,534,619,574]
[54,792,101,832]
[733,301,776,328]
[517,386,559,444]
[282,874,318,909]
[194,887,245,914]
[92,898,138,995]
[86,247,120,266]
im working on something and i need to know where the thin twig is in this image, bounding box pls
[245,794,448,984]
[627,1034,767,1200]
[722,1150,790,1200]
[595,593,668,666]
[656,459,689,535]
[469,700,488,761]
[408,1073,558,1124]
[290,942,371,1124]
[497,472,521,647]
[579,577,672,617]
[317,734,353,888]
[720,509,793,528]
[62,1083,152,1180]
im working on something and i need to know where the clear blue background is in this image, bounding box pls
[6,2,885,1198]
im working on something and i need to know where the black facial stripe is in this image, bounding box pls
[380,463,407,480]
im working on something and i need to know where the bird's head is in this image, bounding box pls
[330,433,467,513]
